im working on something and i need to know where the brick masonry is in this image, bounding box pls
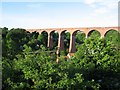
[26,27,119,53]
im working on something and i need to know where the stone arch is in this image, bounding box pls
[74,30,86,44]
[104,29,120,45]
[60,30,67,35]
[72,30,86,37]
[87,30,101,38]
[69,30,86,53]
[64,31,70,54]
[58,30,70,55]
[41,30,48,34]
[104,29,119,37]
[72,30,81,36]
[41,31,48,47]
[48,30,59,50]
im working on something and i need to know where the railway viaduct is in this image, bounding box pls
[26,27,119,53]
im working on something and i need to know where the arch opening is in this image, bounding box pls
[70,30,86,53]
[49,30,59,50]
[60,30,70,55]
[105,29,120,47]
[37,31,48,48]
[87,30,101,38]
[75,31,86,51]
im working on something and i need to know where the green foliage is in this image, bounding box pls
[76,32,86,51]
[2,27,120,90]
[30,31,39,40]
[64,32,70,49]
[105,30,120,48]
[73,37,120,89]
[76,32,86,44]
[51,32,59,50]
[40,31,48,47]
[88,30,101,38]
[3,44,101,90]
[2,27,8,57]
[4,28,29,59]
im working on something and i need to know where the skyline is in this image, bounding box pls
[1,0,119,29]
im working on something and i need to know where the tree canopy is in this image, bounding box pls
[1,27,120,90]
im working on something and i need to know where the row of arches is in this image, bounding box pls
[36,29,119,53]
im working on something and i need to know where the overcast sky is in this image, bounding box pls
[1,0,119,29]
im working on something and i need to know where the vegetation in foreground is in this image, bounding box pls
[1,27,120,90]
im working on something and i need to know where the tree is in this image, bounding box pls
[73,37,120,89]
[51,32,59,50]
[76,32,86,44]
[3,44,100,90]
[88,30,101,38]
[5,28,28,59]
[63,32,70,55]
[105,30,120,48]
[2,27,120,90]
[76,32,86,51]
[1,27,8,57]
